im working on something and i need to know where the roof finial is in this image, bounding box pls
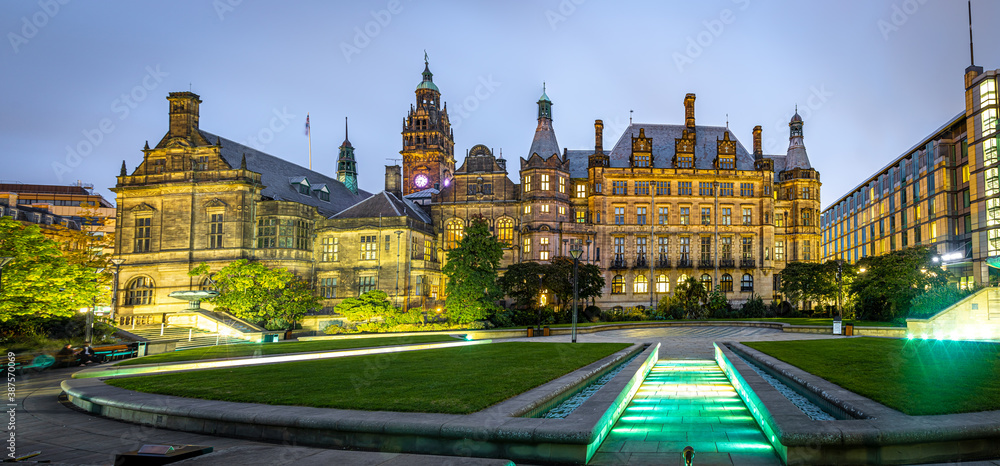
[726,113,729,130]
[424,49,428,65]
[969,0,975,66]
[543,81,546,94]
[630,109,633,125]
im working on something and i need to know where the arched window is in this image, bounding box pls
[611,275,625,294]
[677,274,689,288]
[634,274,648,293]
[700,274,712,291]
[656,274,669,293]
[200,277,216,292]
[496,218,514,245]
[741,273,754,292]
[125,277,154,306]
[721,274,734,292]
[445,219,464,249]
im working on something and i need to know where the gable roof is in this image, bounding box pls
[200,130,370,216]
[606,124,755,171]
[330,191,432,224]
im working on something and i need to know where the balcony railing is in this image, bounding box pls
[719,258,735,268]
[677,258,692,268]
[740,259,756,268]
[698,259,714,268]
[656,258,671,269]
[610,258,628,269]
[634,257,648,268]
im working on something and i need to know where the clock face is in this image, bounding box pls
[414,174,429,188]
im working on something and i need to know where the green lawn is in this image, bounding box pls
[116,335,458,366]
[531,317,900,329]
[107,342,630,414]
[743,338,1000,416]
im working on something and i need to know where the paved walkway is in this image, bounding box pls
[13,326,837,465]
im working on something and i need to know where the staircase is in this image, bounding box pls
[128,325,256,350]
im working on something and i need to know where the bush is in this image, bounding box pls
[322,324,359,335]
[908,285,978,319]
[583,305,601,322]
[739,294,768,318]
[706,291,731,318]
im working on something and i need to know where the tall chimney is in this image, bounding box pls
[385,165,402,198]
[684,93,696,130]
[594,119,604,153]
[752,125,763,157]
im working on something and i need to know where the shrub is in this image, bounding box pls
[739,294,767,318]
[583,305,601,322]
[908,285,979,319]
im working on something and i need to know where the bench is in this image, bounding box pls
[10,354,54,374]
[92,344,138,362]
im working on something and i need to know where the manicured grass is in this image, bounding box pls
[115,334,458,366]
[107,342,630,414]
[743,338,1000,416]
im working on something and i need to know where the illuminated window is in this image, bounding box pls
[987,198,1000,227]
[611,275,625,294]
[656,274,669,293]
[124,277,154,305]
[679,237,690,263]
[540,237,550,260]
[576,183,586,198]
[524,175,532,192]
[985,109,997,135]
[541,204,550,213]
[559,176,566,193]
[634,274,648,293]
[963,165,970,183]
[677,274,689,288]
[720,274,733,292]
[319,278,337,298]
[990,229,1000,256]
[497,218,514,245]
[524,205,531,214]
[541,174,550,191]
[424,239,432,261]
[360,235,378,260]
[775,241,785,261]
[700,274,712,291]
[985,137,998,166]
[576,210,586,223]
[983,79,998,107]
[321,237,339,261]
[523,237,531,254]
[775,212,785,227]
[446,219,464,249]
[558,206,566,215]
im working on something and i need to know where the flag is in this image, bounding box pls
[305,114,310,136]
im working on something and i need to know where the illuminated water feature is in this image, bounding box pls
[593,360,779,464]
[729,351,836,421]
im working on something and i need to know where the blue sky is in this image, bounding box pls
[2,1,998,210]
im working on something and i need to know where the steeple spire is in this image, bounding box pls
[342,117,351,147]
[338,117,358,194]
[528,86,559,158]
[785,110,811,170]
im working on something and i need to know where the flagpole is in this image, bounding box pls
[307,113,313,170]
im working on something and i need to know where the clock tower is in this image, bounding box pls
[337,117,358,194]
[401,53,455,195]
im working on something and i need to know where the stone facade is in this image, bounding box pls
[111,63,820,324]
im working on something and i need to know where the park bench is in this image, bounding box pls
[92,343,137,362]
[11,353,55,374]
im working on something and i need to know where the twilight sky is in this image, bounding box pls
[2,1,998,210]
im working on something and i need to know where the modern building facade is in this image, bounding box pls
[821,64,998,288]
[110,61,821,326]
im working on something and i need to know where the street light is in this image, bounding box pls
[110,258,125,323]
[0,257,12,295]
[85,267,105,345]
[536,272,544,335]
[394,230,403,308]
[835,259,843,336]
[570,246,583,343]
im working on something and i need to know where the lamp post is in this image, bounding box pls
[85,267,106,345]
[0,257,12,295]
[570,246,583,343]
[536,272,544,335]
[110,258,125,323]
[834,259,843,335]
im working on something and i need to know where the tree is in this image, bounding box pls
[780,261,841,309]
[849,247,946,321]
[674,276,708,319]
[0,217,100,321]
[442,217,504,324]
[543,257,605,311]
[60,202,115,305]
[190,260,320,330]
[498,261,545,309]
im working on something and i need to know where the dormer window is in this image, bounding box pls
[678,156,693,169]
[312,184,331,202]
[719,157,735,170]
[290,177,310,195]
